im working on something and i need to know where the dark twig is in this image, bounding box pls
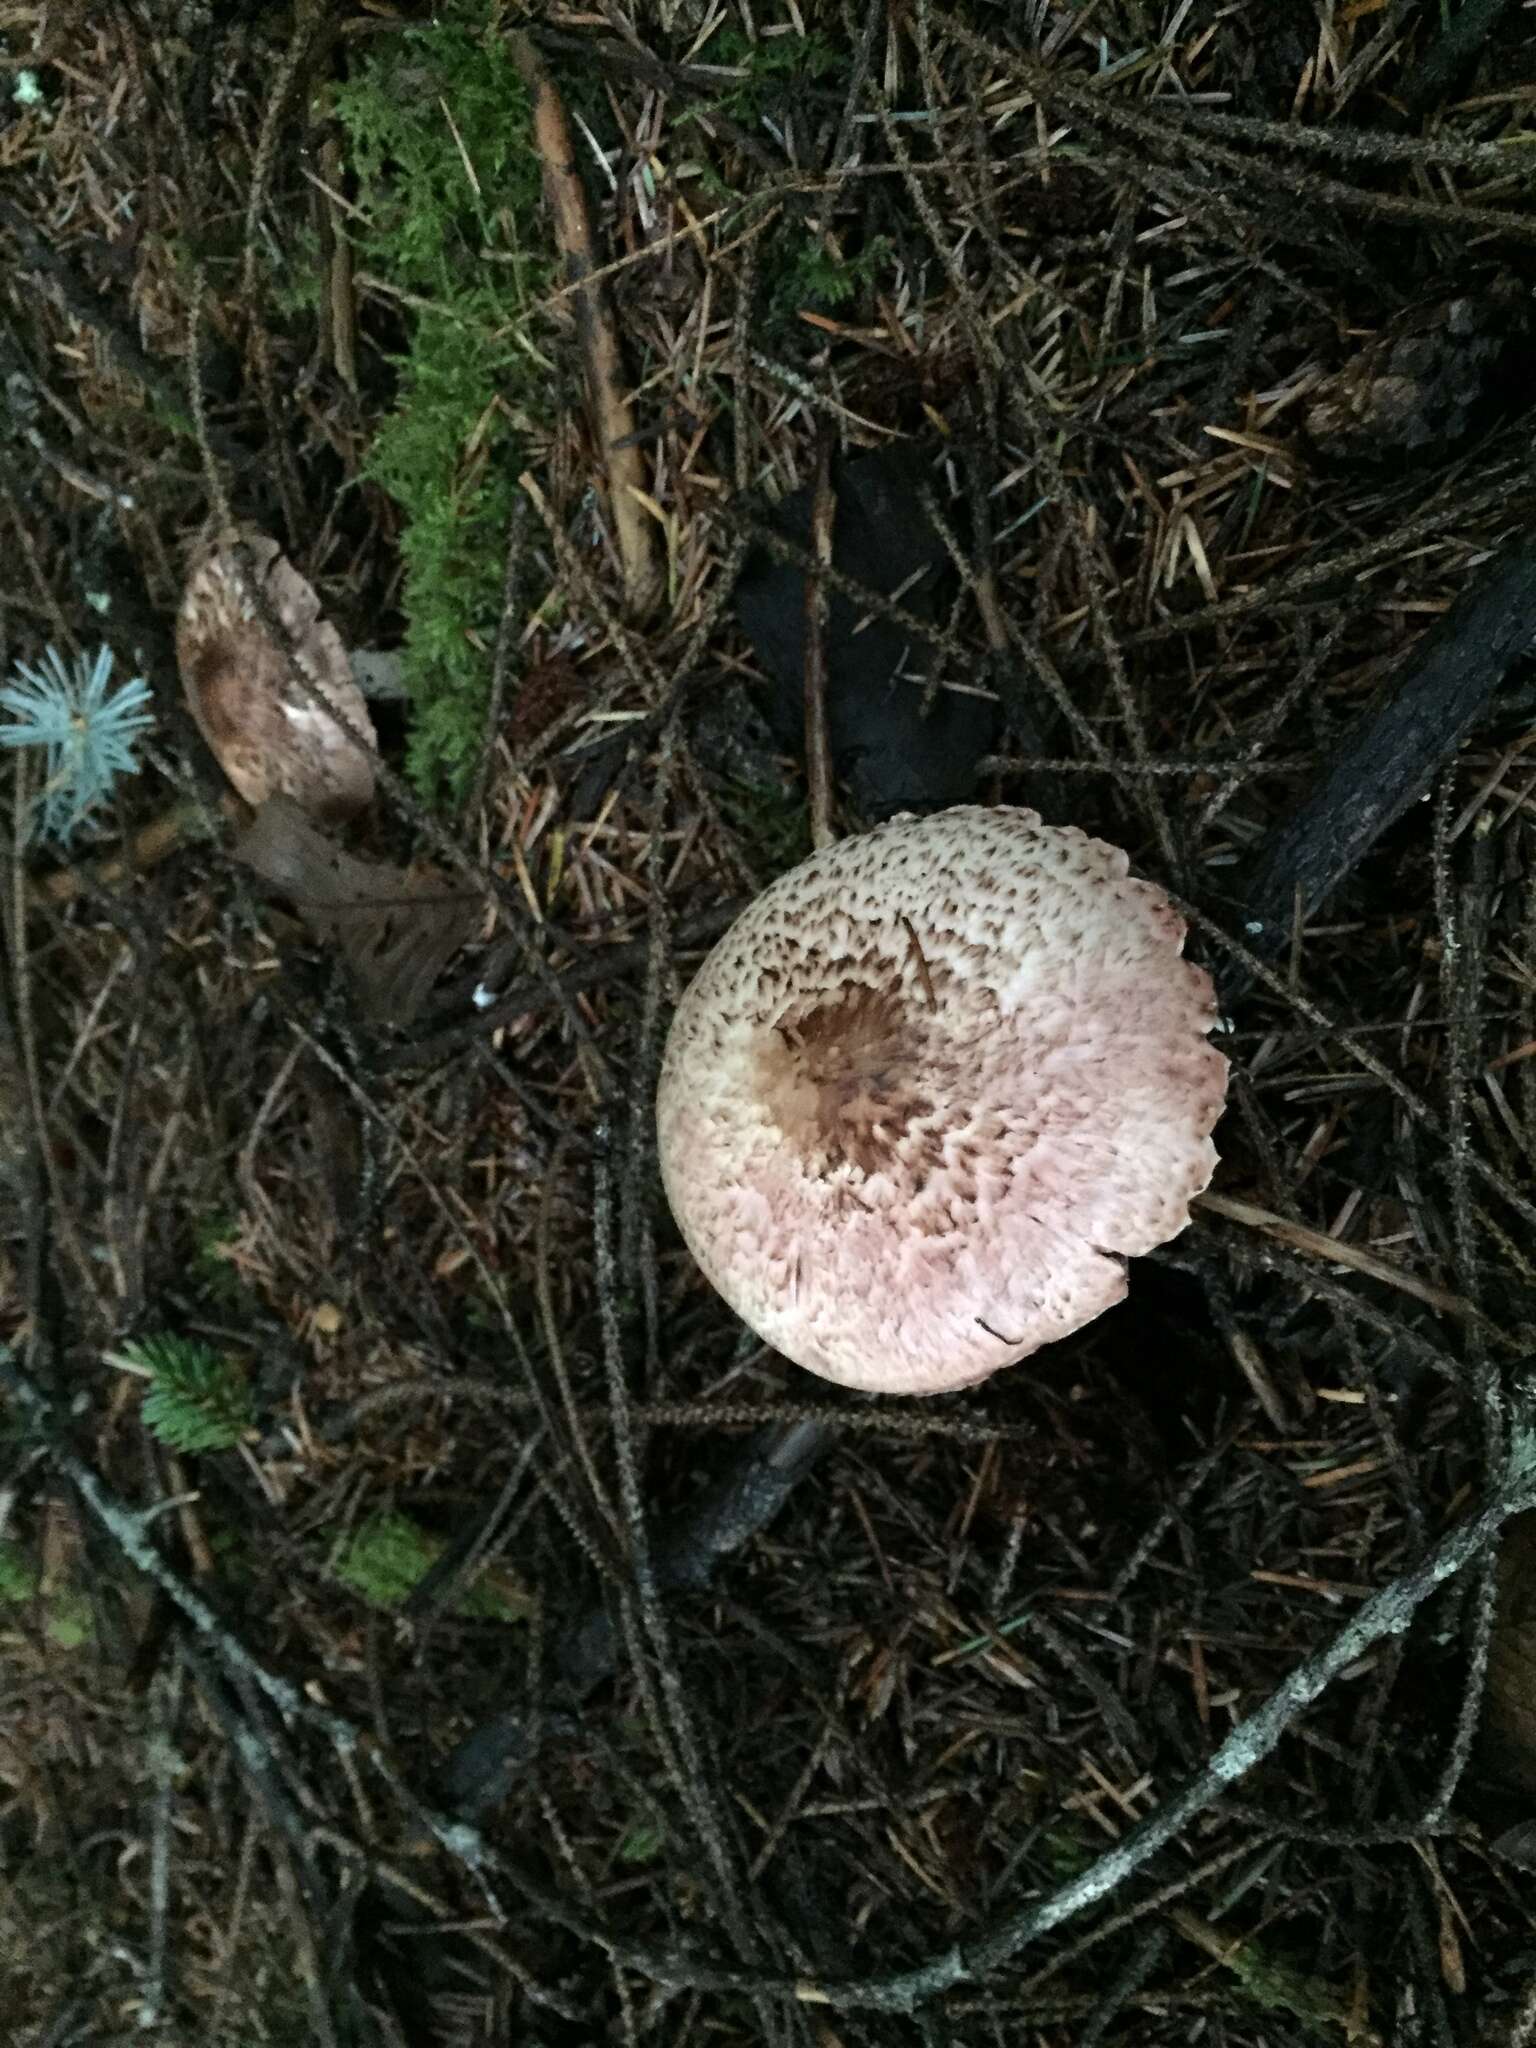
[934,8,1536,242]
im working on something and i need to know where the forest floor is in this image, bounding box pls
[4,2,1536,2043]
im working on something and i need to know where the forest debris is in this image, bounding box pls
[1400,0,1520,115]
[509,33,661,623]
[176,531,379,823]
[1304,284,1526,469]
[1197,1190,1475,1320]
[436,1419,833,1821]
[735,444,996,816]
[1482,1510,1536,1795]
[235,796,480,1025]
[34,793,236,905]
[1231,536,1536,994]
[508,651,585,751]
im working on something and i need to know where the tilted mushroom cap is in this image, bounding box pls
[657,806,1229,1396]
[176,533,378,823]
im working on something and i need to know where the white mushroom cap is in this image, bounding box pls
[176,533,378,823]
[656,805,1228,1396]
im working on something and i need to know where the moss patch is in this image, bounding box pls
[333,0,549,803]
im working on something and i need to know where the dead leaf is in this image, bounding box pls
[235,796,480,1025]
[177,530,379,823]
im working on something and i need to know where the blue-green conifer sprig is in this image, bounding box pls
[0,643,153,841]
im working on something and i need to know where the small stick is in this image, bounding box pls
[804,434,838,851]
[510,33,661,622]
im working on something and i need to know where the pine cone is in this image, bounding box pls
[1304,283,1527,466]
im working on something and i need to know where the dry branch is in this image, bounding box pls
[1196,1190,1478,1322]
[510,33,662,622]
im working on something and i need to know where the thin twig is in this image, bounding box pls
[803,434,837,852]
[510,33,661,620]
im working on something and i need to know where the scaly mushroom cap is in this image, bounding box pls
[176,533,377,823]
[657,806,1228,1396]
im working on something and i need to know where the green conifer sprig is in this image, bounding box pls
[122,1335,254,1453]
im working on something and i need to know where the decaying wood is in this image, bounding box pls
[510,33,662,622]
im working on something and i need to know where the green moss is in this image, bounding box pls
[192,1209,247,1306]
[616,1819,667,1865]
[334,1510,436,1609]
[0,1538,38,1603]
[718,773,811,872]
[764,224,895,329]
[701,26,843,121]
[333,0,549,802]
[1207,1930,1349,2040]
[334,1509,532,1621]
[0,1540,93,1649]
[45,1594,93,1651]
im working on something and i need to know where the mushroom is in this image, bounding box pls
[656,805,1229,1396]
[176,532,378,823]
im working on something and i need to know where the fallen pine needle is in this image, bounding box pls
[1195,1189,1473,1319]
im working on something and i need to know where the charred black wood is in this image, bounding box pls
[1226,535,1536,1001]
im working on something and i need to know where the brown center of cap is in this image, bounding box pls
[755,981,937,1179]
